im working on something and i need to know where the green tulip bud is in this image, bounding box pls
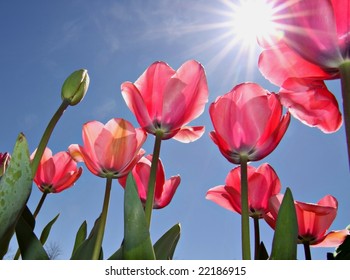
[61,69,90,106]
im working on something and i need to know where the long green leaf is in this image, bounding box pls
[0,133,32,259]
[39,214,60,245]
[70,217,103,260]
[15,215,49,260]
[71,220,87,257]
[154,223,181,260]
[123,173,155,260]
[270,187,298,260]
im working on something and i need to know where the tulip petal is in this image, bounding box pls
[280,78,342,133]
[258,44,335,87]
[312,229,349,247]
[155,175,181,209]
[173,126,205,143]
[121,82,154,130]
[206,185,241,214]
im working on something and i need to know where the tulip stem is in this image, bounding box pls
[303,242,312,260]
[339,62,350,168]
[240,155,251,260]
[31,100,70,177]
[144,131,163,229]
[92,176,113,260]
[33,192,48,219]
[253,217,260,260]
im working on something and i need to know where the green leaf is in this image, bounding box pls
[0,133,32,259]
[270,187,298,260]
[15,214,49,260]
[70,217,103,260]
[108,244,123,260]
[333,225,350,260]
[71,220,87,257]
[39,214,60,245]
[154,223,181,260]
[123,173,155,260]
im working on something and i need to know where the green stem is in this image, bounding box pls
[31,100,70,178]
[92,177,113,260]
[253,217,260,260]
[339,62,350,168]
[303,241,312,260]
[144,131,163,229]
[240,155,251,260]
[33,192,48,219]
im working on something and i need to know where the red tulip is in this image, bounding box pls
[121,60,208,143]
[31,147,82,193]
[209,82,290,164]
[206,163,281,218]
[0,152,10,177]
[69,118,146,179]
[118,155,181,209]
[265,194,349,247]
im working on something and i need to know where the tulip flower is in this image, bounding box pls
[206,163,281,259]
[210,82,289,260]
[31,147,82,194]
[30,147,82,220]
[69,118,146,259]
[209,82,290,164]
[206,163,281,217]
[119,155,181,209]
[265,194,349,259]
[0,152,10,177]
[121,60,208,143]
[68,118,146,179]
[258,0,350,163]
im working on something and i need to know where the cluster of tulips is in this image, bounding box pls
[1,0,350,260]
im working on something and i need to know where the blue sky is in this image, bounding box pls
[1,0,349,260]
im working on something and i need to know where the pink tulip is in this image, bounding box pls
[121,60,209,143]
[209,82,290,164]
[206,163,281,218]
[69,118,146,179]
[0,152,10,177]
[265,194,349,247]
[257,0,345,133]
[118,155,181,209]
[270,0,349,70]
[31,147,82,193]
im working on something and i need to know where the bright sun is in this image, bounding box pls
[230,0,279,47]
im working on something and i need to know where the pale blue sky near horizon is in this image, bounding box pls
[1,0,349,260]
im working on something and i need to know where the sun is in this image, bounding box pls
[230,0,280,47]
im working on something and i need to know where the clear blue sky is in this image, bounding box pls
[1,0,349,260]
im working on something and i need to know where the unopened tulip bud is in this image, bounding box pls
[61,69,90,106]
[0,152,10,177]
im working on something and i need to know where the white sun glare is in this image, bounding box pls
[230,0,279,47]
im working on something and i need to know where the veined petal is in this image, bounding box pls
[173,126,205,143]
[311,229,349,247]
[280,78,342,133]
[121,82,154,130]
[134,61,175,120]
[170,60,209,126]
[258,44,336,87]
[155,175,181,209]
[206,185,241,214]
